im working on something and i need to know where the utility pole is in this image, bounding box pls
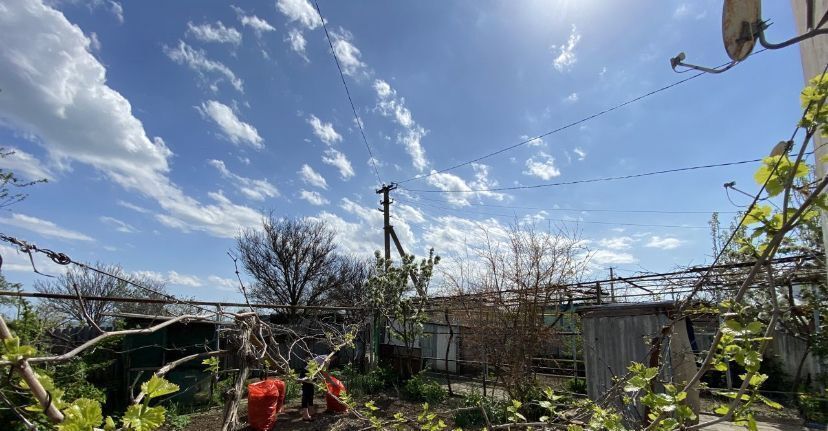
[372,183,397,369]
[377,183,397,264]
[609,267,616,303]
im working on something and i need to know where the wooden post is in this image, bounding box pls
[221,315,253,431]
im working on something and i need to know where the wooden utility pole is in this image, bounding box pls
[377,183,397,264]
[372,183,397,369]
[609,267,616,303]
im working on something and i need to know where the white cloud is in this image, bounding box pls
[552,25,581,72]
[186,21,242,45]
[422,215,506,256]
[331,30,366,77]
[427,171,473,207]
[286,28,308,60]
[645,236,683,250]
[208,159,278,201]
[425,164,506,207]
[598,236,634,250]
[0,213,93,241]
[164,40,244,92]
[573,147,587,161]
[374,79,429,171]
[322,148,354,180]
[522,135,546,147]
[207,275,238,291]
[299,189,329,206]
[231,6,276,36]
[298,164,328,189]
[523,152,561,180]
[109,1,123,23]
[0,0,263,239]
[673,3,706,20]
[339,197,418,251]
[135,270,203,287]
[197,101,263,149]
[100,216,138,233]
[396,204,426,224]
[591,249,636,265]
[308,211,375,256]
[276,0,322,30]
[0,147,53,181]
[117,200,150,214]
[89,32,101,51]
[565,92,579,103]
[307,114,342,145]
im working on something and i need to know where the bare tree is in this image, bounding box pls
[35,264,169,326]
[326,256,373,307]
[445,223,589,400]
[236,216,342,314]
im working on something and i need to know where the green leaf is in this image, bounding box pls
[57,398,103,431]
[714,404,730,416]
[1,336,37,361]
[122,404,166,431]
[740,373,767,387]
[104,416,117,431]
[746,321,763,335]
[140,375,179,400]
[757,395,783,409]
[201,357,219,374]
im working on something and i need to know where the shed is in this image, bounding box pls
[117,313,228,407]
[578,302,699,425]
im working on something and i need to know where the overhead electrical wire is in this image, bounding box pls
[398,197,710,229]
[396,49,768,184]
[314,0,382,184]
[403,193,738,215]
[401,157,764,193]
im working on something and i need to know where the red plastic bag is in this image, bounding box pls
[325,375,348,413]
[248,379,284,431]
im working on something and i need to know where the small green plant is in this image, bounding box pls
[164,403,191,431]
[340,364,395,396]
[402,373,447,404]
[566,377,587,395]
[799,392,828,424]
[453,390,507,427]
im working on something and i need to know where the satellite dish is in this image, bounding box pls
[722,0,761,61]
[671,0,828,74]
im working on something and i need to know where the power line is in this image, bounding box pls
[403,193,738,215]
[397,49,768,184]
[402,157,763,193]
[399,197,710,229]
[314,0,382,184]
[0,233,214,314]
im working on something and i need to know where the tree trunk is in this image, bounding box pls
[222,317,253,431]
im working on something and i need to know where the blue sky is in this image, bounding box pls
[0,0,812,301]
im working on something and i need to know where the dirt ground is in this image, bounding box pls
[173,393,436,431]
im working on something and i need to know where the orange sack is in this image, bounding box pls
[325,375,348,413]
[248,379,285,431]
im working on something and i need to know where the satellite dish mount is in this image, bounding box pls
[671,0,828,74]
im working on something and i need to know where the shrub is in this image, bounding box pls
[799,393,828,424]
[402,373,447,404]
[565,377,587,395]
[339,364,395,396]
[453,390,507,427]
[284,376,300,400]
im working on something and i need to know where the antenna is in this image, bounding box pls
[670,0,828,74]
